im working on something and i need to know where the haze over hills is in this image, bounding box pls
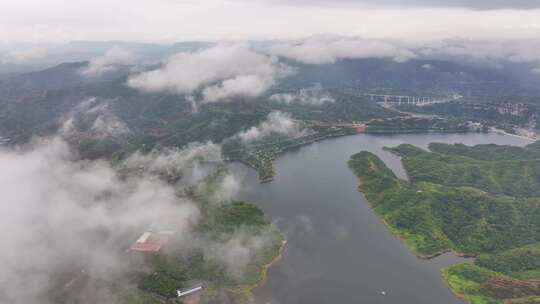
[2,41,540,145]
[2,1,540,303]
[1,41,540,184]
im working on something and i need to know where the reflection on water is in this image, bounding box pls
[229,133,530,304]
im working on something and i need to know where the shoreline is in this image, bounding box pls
[252,240,287,291]
[490,128,537,142]
[351,162,482,304]
[358,180,476,261]
[243,128,529,184]
[231,240,287,302]
[441,268,471,304]
[232,130,359,184]
[355,179,478,304]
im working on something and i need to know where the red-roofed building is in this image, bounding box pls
[130,230,173,252]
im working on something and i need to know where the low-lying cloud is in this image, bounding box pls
[269,37,416,64]
[270,84,335,106]
[238,111,304,143]
[127,44,295,103]
[0,135,277,303]
[80,46,135,77]
[123,142,222,184]
[204,227,277,279]
[267,36,540,76]
[210,173,241,203]
[61,97,130,139]
[1,47,48,64]
[0,138,200,304]
[419,39,540,62]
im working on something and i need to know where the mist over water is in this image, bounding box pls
[229,133,530,304]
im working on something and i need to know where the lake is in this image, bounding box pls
[229,133,532,304]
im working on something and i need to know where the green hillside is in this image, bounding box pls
[348,142,540,304]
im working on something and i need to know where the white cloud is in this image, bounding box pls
[532,67,540,74]
[211,173,241,203]
[238,111,304,143]
[270,84,335,106]
[268,37,417,64]
[422,63,433,69]
[202,73,276,102]
[123,142,222,179]
[1,47,47,64]
[267,37,540,68]
[80,46,135,76]
[90,113,130,135]
[203,227,278,279]
[60,97,130,138]
[0,138,200,303]
[128,44,294,103]
[128,44,292,102]
[419,38,540,63]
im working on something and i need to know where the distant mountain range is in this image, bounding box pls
[1,55,538,153]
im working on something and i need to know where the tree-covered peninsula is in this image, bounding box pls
[348,142,540,304]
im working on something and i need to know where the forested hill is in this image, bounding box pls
[387,142,540,197]
[348,143,540,304]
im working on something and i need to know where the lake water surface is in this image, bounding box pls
[229,133,531,304]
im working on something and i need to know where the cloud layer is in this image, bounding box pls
[80,46,135,76]
[1,47,48,64]
[263,36,540,74]
[270,84,335,106]
[238,111,304,143]
[61,97,130,138]
[5,0,540,44]
[128,44,294,103]
[123,141,222,184]
[253,0,540,10]
[0,138,200,304]
[420,38,540,63]
[269,37,416,64]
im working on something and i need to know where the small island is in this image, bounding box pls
[348,141,540,304]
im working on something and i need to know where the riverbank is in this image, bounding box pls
[229,240,287,303]
[490,127,537,142]
[252,240,287,290]
[354,173,478,261]
[239,128,489,184]
[228,128,358,183]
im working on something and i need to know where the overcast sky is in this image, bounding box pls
[258,0,540,10]
[2,0,540,43]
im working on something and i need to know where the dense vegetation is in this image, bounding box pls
[366,117,472,134]
[389,143,540,197]
[348,142,540,303]
[476,244,540,280]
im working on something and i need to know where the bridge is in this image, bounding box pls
[366,93,463,106]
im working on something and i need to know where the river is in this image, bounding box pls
[229,132,532,304]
